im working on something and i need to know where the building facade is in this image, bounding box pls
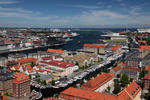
[13,72,30,99]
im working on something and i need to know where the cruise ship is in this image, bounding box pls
[137,28,150,33]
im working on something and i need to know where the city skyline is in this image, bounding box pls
[0,0,150,28]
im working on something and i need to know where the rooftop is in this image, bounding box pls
[124,67,141,72]
[13,72,30,84]
[144,72,150,80]
[60,81,141,100]
[18,57,37,64]
[84,44,107,48]
[81,72,114,91]
[60,87,118,100]
[145,66,150,71]
[118,81,142,99]
[40,74,55,81]
[112,66,122,72]
[40,60,75,69]
[112,45,121,52]
[140,45,150,51]
[0,68,13,81]
[47,49,64,55]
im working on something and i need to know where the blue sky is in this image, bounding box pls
[0,0,150,28]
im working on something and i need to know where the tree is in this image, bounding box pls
[117,74,120,78]
[31,61,35,68]
[120,74,129,87]
[139,68,148,79]
[113,84,121,94]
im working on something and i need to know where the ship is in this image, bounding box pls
[137,28,150,33]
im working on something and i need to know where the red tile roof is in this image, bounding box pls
[18,58,37,64]
[59,87,118,100]
[140,45,150,51]
[60,81,141,100]
[124,67,141,72]
[40,60,75,69]
[118,81,142,100]
[138,40,147,44]
[47,49,64,55]
[145,66,150,71]
[112,45,121,52]
[13,72,30,84]
[112,66,122,72]
[81,72,114,91]
[84,44,107,48]
[144,72,150,80]
[119,62,125,66]
[42,56,53,60]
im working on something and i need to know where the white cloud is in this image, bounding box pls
[0,0,17,4]
[130,6,142,16]
[60,4,102,9]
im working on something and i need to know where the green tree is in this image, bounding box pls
[31,61,35,68]
[120,73,129,87]
[113,84,121,94]
[144,88,150,100]
[139,68,148,79]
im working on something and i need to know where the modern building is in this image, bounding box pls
[13,72,30,99]
[0,69,13,94]
[81,72,114,92]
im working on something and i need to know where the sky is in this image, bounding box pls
[0,0,150,28]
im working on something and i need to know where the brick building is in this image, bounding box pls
[13,72,30,99]
[144,72,150,89]
[0,69,13,94]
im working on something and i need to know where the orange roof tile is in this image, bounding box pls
[124,67,141,72]
[13,72,30,84]
[47,49,64,55]
[112,45,121,52]
[18,57,37,64]
[145,66,150,71]
[138,40,147,44]
[81,72,114,91]
[26,41,32,43]
[112,66,122,72]
[144,72,150,80]
[60,87,118,100]
[84,44,107,48]
[140,45,150,51]
[118,81,142,99]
